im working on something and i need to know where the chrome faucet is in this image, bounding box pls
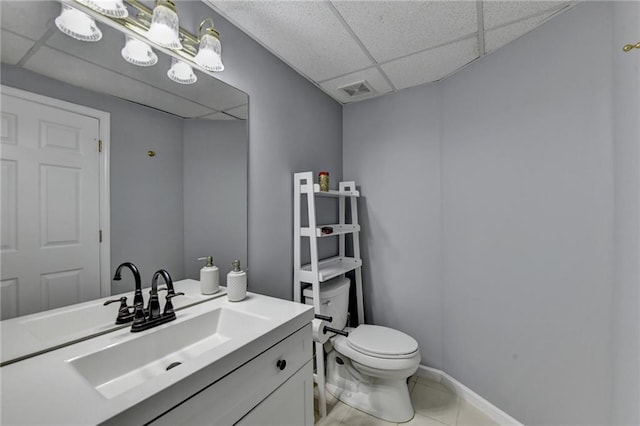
[130,269,184,332]
[104,262,144,325]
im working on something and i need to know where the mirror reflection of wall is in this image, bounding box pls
[0,1,248,319]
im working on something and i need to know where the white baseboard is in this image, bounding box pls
[416,365,523,426]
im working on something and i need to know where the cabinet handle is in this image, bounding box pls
[276,359,287,371]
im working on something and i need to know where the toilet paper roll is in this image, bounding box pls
[312,319,330,344]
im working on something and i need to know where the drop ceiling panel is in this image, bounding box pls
[23,46,216,118]
[320,68,393,104]
[207,0,576,104]
[201,112,237,121]
[483,1,570,29]
[1,30,36,65]
[209,1,373,81]
[0,1,58,41]
[224,104,248,120]
[485,11,557,53]
[333,1,478,62]
[381,37,479,90]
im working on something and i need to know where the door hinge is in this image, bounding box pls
[99,230,103,243]
[98,140,103,153]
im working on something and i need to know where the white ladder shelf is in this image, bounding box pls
[293,171,364,419]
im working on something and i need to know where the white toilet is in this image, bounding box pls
[303,277,420,423]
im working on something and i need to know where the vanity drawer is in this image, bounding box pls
[149,323,312,426]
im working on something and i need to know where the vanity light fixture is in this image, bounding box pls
[146,0,182,50]
[55,3,103,42]
[167,58,197,84]
[121,35,158,66]
[194,18,224,72]
[59,0,226,80]
[76,0,129,18]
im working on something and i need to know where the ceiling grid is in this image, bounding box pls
[325,1,397,92]
[204,0,578,104]
[476,1,486,57]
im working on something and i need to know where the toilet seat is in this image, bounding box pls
[333,325,420,375]
[346,325,418,358]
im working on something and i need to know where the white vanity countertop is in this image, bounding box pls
[0,279,223,365]
[1,290,314,425]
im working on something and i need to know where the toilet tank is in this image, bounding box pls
[303,276,350,330]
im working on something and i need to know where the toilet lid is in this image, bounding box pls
[347,325,419,357]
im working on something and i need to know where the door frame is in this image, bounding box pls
[1,85,111,297]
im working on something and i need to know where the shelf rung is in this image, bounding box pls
[300,256,362,282]
[300,224,360,237]
[300,183,360,197]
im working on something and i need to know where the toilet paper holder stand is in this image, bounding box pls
[315,314,349,337]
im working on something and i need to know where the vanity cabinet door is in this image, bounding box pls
[236,360,313,426]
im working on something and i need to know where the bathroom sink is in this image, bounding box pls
[68,307,270,399]
[1,280,224,366]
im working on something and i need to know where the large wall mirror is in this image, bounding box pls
[0,1,248,323]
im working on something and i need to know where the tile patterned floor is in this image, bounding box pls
[314,375,498,426]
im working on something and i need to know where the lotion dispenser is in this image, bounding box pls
[227,259,247,302]
[198,256,219,294]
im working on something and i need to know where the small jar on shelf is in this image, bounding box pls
[318,171,330,192]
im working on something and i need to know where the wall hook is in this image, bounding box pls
[147,150,156,157]
[622,42,640,52]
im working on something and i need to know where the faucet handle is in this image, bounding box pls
[104,297,135,324]
[104,296,128,307]
[163,292,185,316]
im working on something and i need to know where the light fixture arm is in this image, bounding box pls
[198,17,220,41]
[154,0,177,14]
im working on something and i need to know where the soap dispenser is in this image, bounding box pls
[198,256,219,295]
[227,260,247,302]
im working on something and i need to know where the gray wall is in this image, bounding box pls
[175,2,344,300]
[612,2,640,424]
[441,3,613,424]
[1,65,185,291]
[183,119,248,282]
[3,0,345,302]
[343,84,444,369]
[344,2,626,424]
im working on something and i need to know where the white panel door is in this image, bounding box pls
[1,92,101,318]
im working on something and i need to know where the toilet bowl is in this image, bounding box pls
[303,278,420,422]
[326,325,420,422]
